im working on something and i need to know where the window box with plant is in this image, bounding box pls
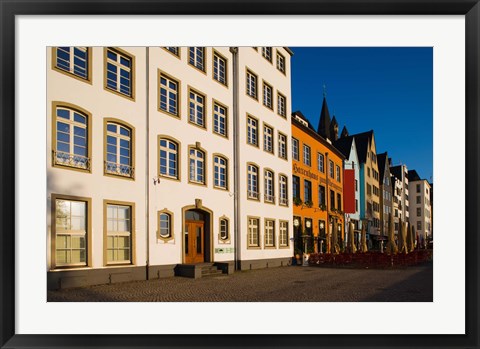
[304,200,313,208]
[293,197,303,206]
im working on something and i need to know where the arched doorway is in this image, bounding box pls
[182,205,212,264]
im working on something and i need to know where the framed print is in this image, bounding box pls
[1,1,479,348]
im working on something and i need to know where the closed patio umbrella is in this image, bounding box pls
[348,221,356,254]
[386,213,398,255]
[406,221,412,253]
[410,225,416,252]
[398,217,408,254]
[332,220,339,254]
[360,220,368,253]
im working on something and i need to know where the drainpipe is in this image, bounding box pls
[145,47,150,280]
[230,47,240,271]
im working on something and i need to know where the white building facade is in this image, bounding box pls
[47,46,293,289]
[408,175,432,248]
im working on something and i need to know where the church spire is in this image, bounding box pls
[317,95,331,140]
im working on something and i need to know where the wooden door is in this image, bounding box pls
[184,221,204,263]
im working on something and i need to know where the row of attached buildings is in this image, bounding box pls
[47,46,432,289]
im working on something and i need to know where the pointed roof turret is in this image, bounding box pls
[340,125,349,138]
[317,96,331,140]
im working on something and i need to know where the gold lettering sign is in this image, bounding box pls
[293,164,319,181]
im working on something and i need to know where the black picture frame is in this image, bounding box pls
[1,1,478,348]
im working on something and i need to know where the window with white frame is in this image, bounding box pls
[54,106,90,170]
[276,51,285,74]
[279,221,288,247]
[105,122,134,178]
[106,48,133,97]
[263,82,273,109]
[158,212,172,238]
[279,175,288,206]
[329,160,334,178]
[336,165,341,182]
[247,116,258,146]
[263,124,274,153]
[213,52,227,85]
[303,144,311,166]
[264,170,275,203]
[189,148,205,184]
[214,155,228,190]
[248,217,260,247]
[247,164,259,199]
[220,218,229,240]
[292,137,299,161]
[189,89,206,128]
[213,102,227,137]
[159,73,179,116]
[106,204,132,264]
[55,47,89,80]
[262,47,272,62]
[159,138,178,179]
[188,47,205,71]
[317,153,324,173]
[278,133,287,159]
[54,198,87,267]
[277,92,286,117]
[265,219,275,247]
[246,70,257,99]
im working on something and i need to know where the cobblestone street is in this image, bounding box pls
[48,262,433,302]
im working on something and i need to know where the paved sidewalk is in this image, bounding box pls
[47,262,433,302]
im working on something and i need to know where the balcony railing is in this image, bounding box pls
[53,150,90,170]
[104,161,135,179]
[264,194,275,203]
[248,190,259,200]
[279,197,288,206]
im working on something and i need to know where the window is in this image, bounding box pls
[330,190,335,209]
[293,175,300,200]
[264,170,275,203]
[336,165,341,182]
[158,211,172,239]
[329,160,334,178]
[367,184,372,195]
[367,167,371,177]
[417,207,421,216]
[355,179,358,191]
[105,121,134,179]
[263,124,274,153]
[164,47,179,56]
[159,137,179,179]
[262,47,273,62]
[416,196,421,204]
[53,197,89,267]
[317,153,325,173]
[416,184,421,193]
[247,116,258,146]
[106,203,132,264]
[213,155,228,190]
[355,199,358,211]
[105,48,133,98]
[337,193,342,211]
[188,47,205,72]
[189,148,206,184]
[212,102,228,138]
[159,72,179,116]
[279,175,288,206]
[318,185,326,206]
[265,219,275,247]
[246,69,257,99]
[53,105,90,171]
[279,221,288,247]
[292,137,299,161]
[304,180,312,203]
[220,218,229,241]
[248,217,260,247]
[417,221,422,231]
[188,89,206,128]
[276,51,285,73]
[303,144,311,166]
[54,47,89,80]
[213,51,227,85]
[263,81,273,109]
[278,132,287,160]
[247,164,259,199]
[277,92,286,117]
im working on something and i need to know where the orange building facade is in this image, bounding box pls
[291,113,345,255]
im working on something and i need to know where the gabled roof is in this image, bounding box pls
[333,136,354,159]
[317,97,331,140]
[377,152,388,180]
[292,110,316,131]
[349,130,374,164]
[408,169,422,181]
[390,165,404,180]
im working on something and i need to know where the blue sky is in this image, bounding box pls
[290,47,433,182]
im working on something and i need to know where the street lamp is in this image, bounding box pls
[303,220,311,266]
[319,221,324,254]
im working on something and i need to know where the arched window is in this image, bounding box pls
[159,212,172,238]
[105,122,134,178]
[247,164,259,199]
[264,170,274,203]
[189,148,205,184]
[159,138,179,179]
[279,175,288,206]
[220,218,229,240]
[213,155,228,190]
[54,106,90,171]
